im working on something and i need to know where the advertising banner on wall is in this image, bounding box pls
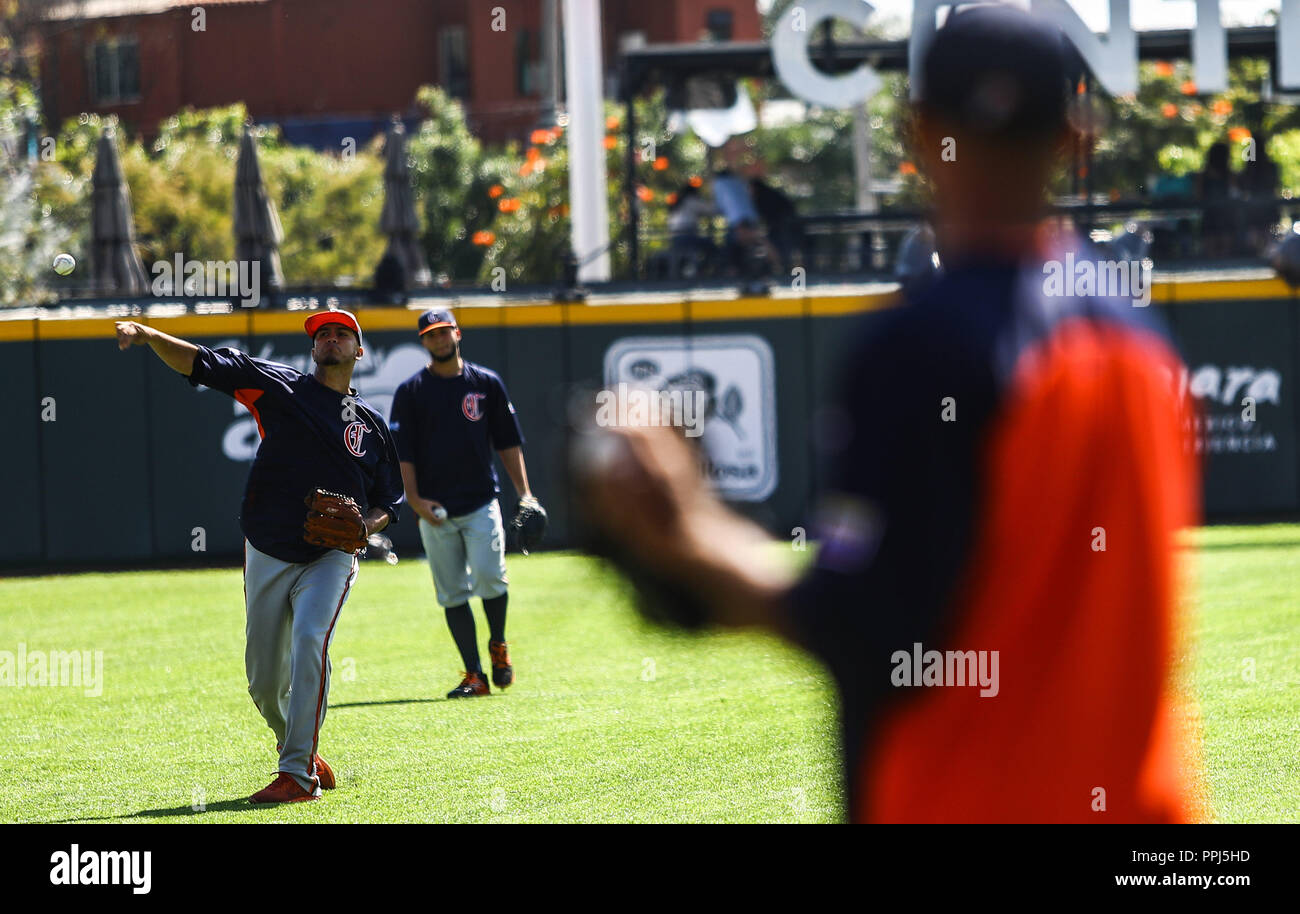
[603,334,779,502]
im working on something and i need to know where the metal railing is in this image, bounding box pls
[636,195,1300,282]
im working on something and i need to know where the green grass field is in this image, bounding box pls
[1,524,1296,823]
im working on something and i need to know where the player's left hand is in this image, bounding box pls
[576,426,717,575]
[508,495,548,554]
[575,424,793,631]
[303,489,369,554]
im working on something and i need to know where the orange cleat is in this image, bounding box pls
[488,640,514,689]
[249,772,319,804]
[446,671,490,698]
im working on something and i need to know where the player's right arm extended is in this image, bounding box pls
[115,321,198,376]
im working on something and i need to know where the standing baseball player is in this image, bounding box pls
[388,309,540,698]
[115,309,402,803]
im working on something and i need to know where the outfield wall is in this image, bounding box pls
[4,277,1298,569]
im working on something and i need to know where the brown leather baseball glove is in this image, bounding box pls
[303,489,368,554]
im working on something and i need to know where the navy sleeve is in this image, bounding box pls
[187,345,298,396]
[782,307,996,693]
[369,416,405,526]
[488,375,524,450]
[388,381,416,463]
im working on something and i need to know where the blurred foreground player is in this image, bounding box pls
[576,5,1204,823]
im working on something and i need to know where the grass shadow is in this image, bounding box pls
[42,798,266,823]
[330,697,459,708]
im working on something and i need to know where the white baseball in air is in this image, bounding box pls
[52,253,76,275]
[433,507,448,521]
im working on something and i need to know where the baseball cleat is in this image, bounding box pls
[313,753,335,790]
[488,640,514,689]
[446,671,490,698]
[249,772,319,804]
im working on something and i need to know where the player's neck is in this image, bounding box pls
[313,364,356,396]
[933,217,1049,265]
[428,356,463,378]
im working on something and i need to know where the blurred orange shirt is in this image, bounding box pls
[788,257,1205,824]
[864,320,1203,823]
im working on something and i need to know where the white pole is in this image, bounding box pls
[562,0,611,282]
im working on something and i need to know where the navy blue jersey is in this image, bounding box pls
[188,345,403,563]
[388,361,524,517]
[783,254,1196,822]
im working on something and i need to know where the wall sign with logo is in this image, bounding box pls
[604,334,778,501]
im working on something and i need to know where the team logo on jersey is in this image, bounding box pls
[344,421,371,457]
[462,392,487,421]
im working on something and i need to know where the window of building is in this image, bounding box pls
[88,38,140,105]
[439,26,470,99]
[516,28,539,96]
[706,10,734,42]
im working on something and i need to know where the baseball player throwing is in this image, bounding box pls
[389,309,539,698]
[115,310,403,803]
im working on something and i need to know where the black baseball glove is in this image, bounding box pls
[507,495,548,555]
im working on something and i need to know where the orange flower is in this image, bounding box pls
[1180,80,1197,95]
[1154,61,1174,78]
[899,161,917,175]
[606,115,620,131]
[652,155,669,171]
[488,184,504,198]
[1161,103,1178,119]
[1212,99,1232,116]
[1228,126,1252,144]
[498,197,522,213]
[530,128,552,146]
[688,175,703,188]
[526,146,541,163]
[603,135,617,150]
[665,192,678,206]
[472,230,496,246]
[636,185,654,203]
[519,162,533,177]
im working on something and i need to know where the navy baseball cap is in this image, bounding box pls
[417,309,457,335]
[919,4,1072,139]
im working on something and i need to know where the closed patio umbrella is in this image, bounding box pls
[233,126,285,297]
[90,127,149,296]
[377,119,431,290]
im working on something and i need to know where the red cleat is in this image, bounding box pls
[314,754,335,790]
[275,744,334,791]
[249,772,319,804]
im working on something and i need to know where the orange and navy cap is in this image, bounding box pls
[417,309,457,336]
[304,309,363,346]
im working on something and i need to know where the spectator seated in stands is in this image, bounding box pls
[665,183,719,278]
[746,169,802,274]
[1240,133,1281,255]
